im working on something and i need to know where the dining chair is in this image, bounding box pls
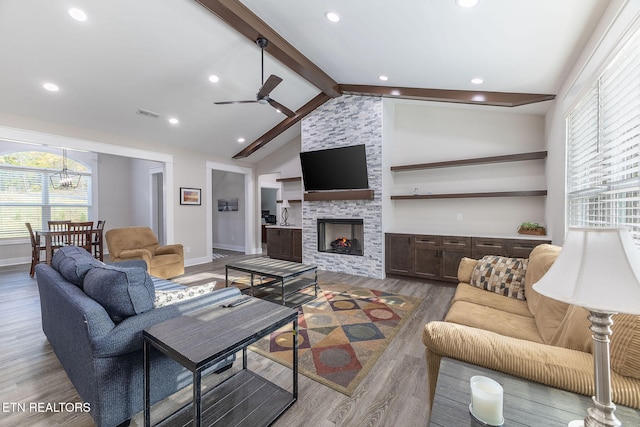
[91,220,106,261]
[25,223,45,277]
[47,220,71,249]
[68,221,94,253]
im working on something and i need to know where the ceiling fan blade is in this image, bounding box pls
[268,98,296,118]
[257,74,283,98]
[214,100,257,105]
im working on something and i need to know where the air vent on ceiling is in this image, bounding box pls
[136,109,161,119]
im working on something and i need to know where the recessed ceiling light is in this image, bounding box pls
[390,90,401,96]
[378,75,389,82]
[471,77,484,85]
[208,75,219,83]
[68,8,88,22]
[325,12,340,23]
[168,117,179,125]
[43,82,60,92]
[456,0,479,8]
[471,94,486,102]
[237,137,245,143]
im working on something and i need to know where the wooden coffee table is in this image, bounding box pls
[143,297,298,427]
[225,257,318,307]
[429,358,640,426]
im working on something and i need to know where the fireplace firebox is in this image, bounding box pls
[317,218,364,256]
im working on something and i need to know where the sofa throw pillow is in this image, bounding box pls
[52,246,105,288]
[154,282,218,308]
[470,255,528,300]
[83,264,155,323]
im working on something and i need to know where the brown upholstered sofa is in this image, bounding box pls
[105,226,184,279]
[422,244,640,410]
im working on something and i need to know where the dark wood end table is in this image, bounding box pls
[429,358,640,426]
[143,297,298,427]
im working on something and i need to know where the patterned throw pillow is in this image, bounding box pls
[154,282,218,308]
[470,255,528,300]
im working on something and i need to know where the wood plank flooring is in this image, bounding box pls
[0,255,456,426]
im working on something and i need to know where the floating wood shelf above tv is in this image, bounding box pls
[391,190,547,200]
[304,189,374,201]
[276,199,302,203]
[275,177,302,182]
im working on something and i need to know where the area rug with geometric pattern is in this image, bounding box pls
[248,281,422,396]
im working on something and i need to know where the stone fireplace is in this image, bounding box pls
[301,95,383,278]
[317,218,364,256]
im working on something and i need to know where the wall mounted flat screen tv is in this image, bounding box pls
[300,144,369,191]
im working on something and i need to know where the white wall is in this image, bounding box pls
[385,101,547,236]
[211,169,245,252]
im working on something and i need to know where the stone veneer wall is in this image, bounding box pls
[301,95,383,278]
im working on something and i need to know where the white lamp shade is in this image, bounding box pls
[532,227,640,314]
[281,200,290,208]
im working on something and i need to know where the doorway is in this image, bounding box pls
[150,167,165,245]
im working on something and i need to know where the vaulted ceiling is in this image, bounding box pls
[0,0,609,162]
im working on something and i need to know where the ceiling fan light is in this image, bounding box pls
[325,12,340,23]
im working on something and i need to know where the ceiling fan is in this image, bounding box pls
[214,38,296,118]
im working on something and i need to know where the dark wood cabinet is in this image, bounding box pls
[267,227,302,263]
[413,235,440,280]
[385,234,413,275]
[385,233,550,283]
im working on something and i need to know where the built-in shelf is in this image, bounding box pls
[305,189,375,201]
[276,176,302,182]
[391,190,547,200]
[390,151,547,172]
[276,199,302,203]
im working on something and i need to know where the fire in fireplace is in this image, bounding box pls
[317,218,364,256]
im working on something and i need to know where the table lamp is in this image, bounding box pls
[280,200,290,226]
[533,227,640,427]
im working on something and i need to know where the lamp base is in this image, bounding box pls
[584,396,621,427]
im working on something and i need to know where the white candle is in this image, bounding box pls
[470,376,504,426]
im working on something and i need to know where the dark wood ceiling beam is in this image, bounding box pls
[339,85,555,107]
[233,93,331,159]
[195,0,341,98]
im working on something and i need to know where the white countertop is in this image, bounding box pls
[385,230,551,240]
[265,225,302,230]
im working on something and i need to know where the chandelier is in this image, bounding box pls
[50,149,81,189]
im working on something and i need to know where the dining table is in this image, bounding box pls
[36,227,104,264]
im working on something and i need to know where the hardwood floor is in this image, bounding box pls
[0,256,456,426]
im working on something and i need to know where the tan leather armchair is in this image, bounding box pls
[105,226,184,279]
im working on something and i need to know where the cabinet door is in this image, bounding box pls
[472,237,509,259]
[292,229,302,263]
[266,228,280,258]
[509,239,549,258]
[440,237,472,282]
[413,235,440,280]
[385,234,413,275]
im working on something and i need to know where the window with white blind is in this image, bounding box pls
[566,27,640,246]
[0,151,91,239]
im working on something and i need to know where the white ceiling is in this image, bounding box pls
[0,0,609,162]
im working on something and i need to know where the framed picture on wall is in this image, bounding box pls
[217,198,238,211]
[180,187,201,205]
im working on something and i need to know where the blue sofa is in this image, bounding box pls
[35,246,241,427]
